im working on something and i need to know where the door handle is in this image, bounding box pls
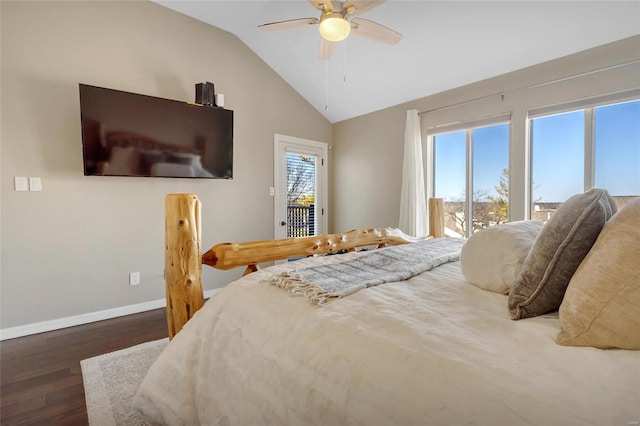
[280,221,286,226]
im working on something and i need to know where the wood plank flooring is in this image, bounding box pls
[0,308,168,425]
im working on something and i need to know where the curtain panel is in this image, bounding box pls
[399,109,428,237]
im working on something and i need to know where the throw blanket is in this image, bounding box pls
[265,237,465,306]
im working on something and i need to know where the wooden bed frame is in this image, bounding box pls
[164,193,445,339]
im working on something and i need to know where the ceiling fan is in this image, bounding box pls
[258,0,402,60]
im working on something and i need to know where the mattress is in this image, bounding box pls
[133,250,640,425]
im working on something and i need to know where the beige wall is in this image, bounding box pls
[332,36,640,233]
[1,1,637,332]
[0,1,331,329]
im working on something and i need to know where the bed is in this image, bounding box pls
[133,191,640,425]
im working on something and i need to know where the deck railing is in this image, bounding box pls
[287,204,315,237]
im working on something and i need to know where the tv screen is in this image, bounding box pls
[79,84,233,179]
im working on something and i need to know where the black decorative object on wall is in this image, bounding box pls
[195,82,215,107]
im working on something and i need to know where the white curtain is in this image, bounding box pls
[399,109,428,237]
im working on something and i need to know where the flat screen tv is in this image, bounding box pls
[79,84,233,179]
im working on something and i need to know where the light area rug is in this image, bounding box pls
[81,338,168,425]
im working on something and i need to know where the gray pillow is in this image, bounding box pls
[508,188,616,320]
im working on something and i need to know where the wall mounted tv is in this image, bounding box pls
[79,84,233,179]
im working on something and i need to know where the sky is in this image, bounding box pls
[434,100,639,204]
[592,101,640,195]
[434,123,509,201]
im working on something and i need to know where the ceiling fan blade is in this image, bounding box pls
[351,18,402,44]
[319,38,337,60]
[308,0,335,12]
[343,1,384,16]
[258,18,318,32]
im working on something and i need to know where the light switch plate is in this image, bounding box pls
[29,177,42,191]
[14,177,28,191]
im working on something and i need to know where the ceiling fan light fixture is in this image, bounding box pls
[318,12,351,42]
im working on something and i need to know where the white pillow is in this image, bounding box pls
[461,221,544,294]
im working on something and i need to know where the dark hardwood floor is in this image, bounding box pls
[0,308,168,425]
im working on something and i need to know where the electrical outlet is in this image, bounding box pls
[129,272,140,286]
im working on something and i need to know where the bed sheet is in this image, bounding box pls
[133,251,640,425]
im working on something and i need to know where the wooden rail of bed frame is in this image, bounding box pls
[165,193,445,339]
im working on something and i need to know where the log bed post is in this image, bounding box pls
[165,194,204,339]
[429,198,445,238]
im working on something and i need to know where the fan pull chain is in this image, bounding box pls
[325,54,329,111]
[343,38,347,83]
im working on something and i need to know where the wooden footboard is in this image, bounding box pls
[165,194,445,339]
[202,227,422,276]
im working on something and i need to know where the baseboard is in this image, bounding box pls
[0,288,221,341]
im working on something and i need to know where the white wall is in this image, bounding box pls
[0,1,331,330]
[332,36,640,233]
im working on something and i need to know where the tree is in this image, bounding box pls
[488,168,509,225]
[444,167,510,236]
[287,155,315,205]
[443,189,492,236]
[297,193,315,206]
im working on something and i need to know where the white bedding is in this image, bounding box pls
[133,250,640,425]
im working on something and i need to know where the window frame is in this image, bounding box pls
[426,115,511,238]
[527,90,640,218]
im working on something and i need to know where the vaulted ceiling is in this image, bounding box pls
[154,1,640,123]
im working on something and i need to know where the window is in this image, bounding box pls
[530,99,639,220]
[530,110,584,220]
[286,153,317,237]
[433,122,510,237]
[594,101,640,197]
